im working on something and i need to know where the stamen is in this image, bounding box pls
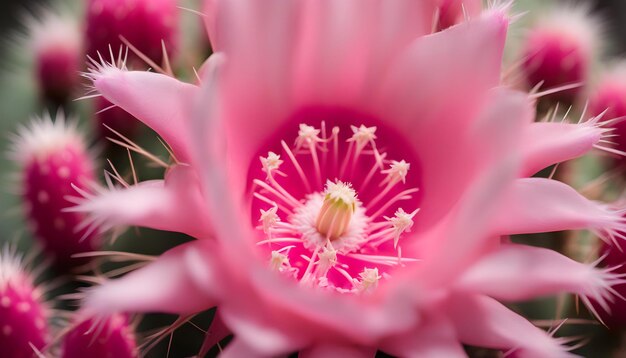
[295,124,322,150]
[281,140,312,193]
[253,179,301,209]
[316,244,338,276]
[359,152,388,192]
[253,123,420,293]
[348,253,420,266]
[257,238,301,245]
[347,125,378,179]
[332,127,340,175]
[347,125,377,152]
[381,160,410,186]
[368,160,411,209]
[357,268,381,293]
[259,205,280,234]
[385,208,419,248]
[270,251,289,271]
[369,188,420,219]
[260,152,284,179]
[253,192,293,216]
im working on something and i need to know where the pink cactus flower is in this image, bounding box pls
[0,246,50,358]
[25,9,82,104]
[589,63,626,168]
[61,314,138,358]
[520,4,602,103]
[85,0,178,66]
[75,3,626,356]
[10,113,100,271]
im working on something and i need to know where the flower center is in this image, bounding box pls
[251,118,421,293]
[316,181,356,241]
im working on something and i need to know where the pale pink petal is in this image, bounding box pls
[379,316,466,357]
[220,338,267,358]
[377,12,516,226]
[83,242,216,315]
[378,11,507,133]
[201,0,218,49]
[292,0,434,107]
[457,244,623,309]
[299,343,376,358]
[410,89,528,284]
[68,165,210,238]
[91,67,198,162]
[447,294,574,357]
[219,306,308,356]
[521,121,605,176]
[212,0,435,174]
[492,178,626,242]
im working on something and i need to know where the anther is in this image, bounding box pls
[260,152,283,179]
[382,160,410,185]
[347,125,377,151]
[259,205,280,234]
[295,124,322,150]
[384,208,420,248]
[357,268,382,293]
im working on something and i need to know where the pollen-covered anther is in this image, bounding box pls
[270,251,290,271]
[347,125,377,151]
[357,268,382,293]
[260,152,284,179]
[315,180,357,241]
[295,124,322,150]
[259,205,280,234]
[317,245,338,273]
[385,208,420,248]
[381,160,410,185]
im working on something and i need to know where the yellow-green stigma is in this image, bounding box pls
[315,180,357,241]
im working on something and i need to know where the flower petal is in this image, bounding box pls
[521,121,605,176]
[219,306,308,356]
[91,67,198,162]
[377,12,518,226]
[380,316,466,358]
[409,89,527,284]
[447,294,573,357]
[68,165,210,238]
[220,338,267,358]
[492,178,626,243]
[212,0,435,175]
[299,343,376,358]
[83,242,216,315]
[457,244,623,308]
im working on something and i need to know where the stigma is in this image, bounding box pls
[315,181,356,241]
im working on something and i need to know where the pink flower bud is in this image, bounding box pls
[589,64,626,168]
[10,113,100,271]
[0,247,49,358]
[27,10,82,104]
[520,5,601,103]
[86,0,178,67]
[62,314,137,358]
